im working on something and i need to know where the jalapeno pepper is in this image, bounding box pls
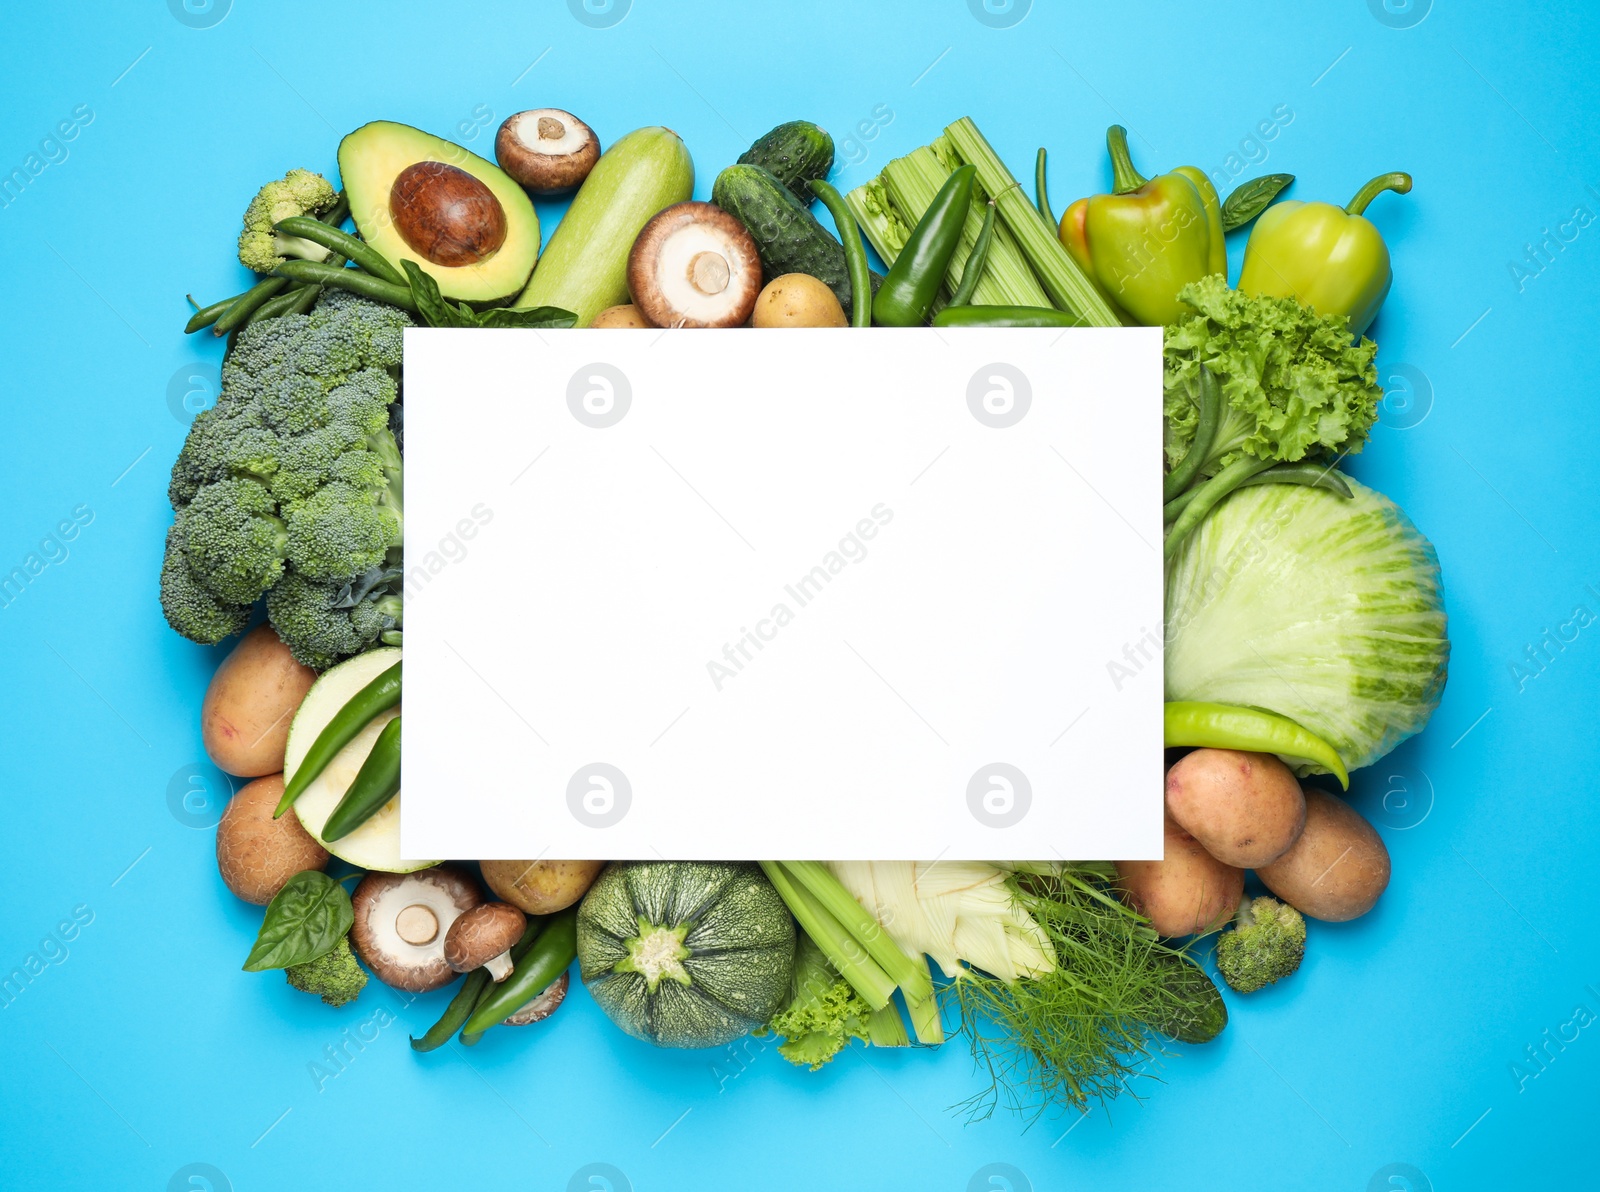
[461,907,577,1041]
[930,304,1086,329]
[275,660,401,816]
[873,164,977,327]
[321,715,401,840]
[1164,701,1348,788]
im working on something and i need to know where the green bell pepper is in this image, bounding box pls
[1237,171,1411,337]
[1057,126,1226,326]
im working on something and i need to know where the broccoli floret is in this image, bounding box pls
[159,522,253,644]
[764,935,874,1070]
[1215,896,1306,994]
[285,936,367,1007]
[239,169,340,274]
[160,291,411,666]
[267,567,402,669]
[176,477,287,604]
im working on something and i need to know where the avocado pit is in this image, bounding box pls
[389,161,507,267]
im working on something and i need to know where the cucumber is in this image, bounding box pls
[737,121,834,204]
[514,126,694,326]
[712,164,880,311]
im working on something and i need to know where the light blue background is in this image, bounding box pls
[1,2,1596,1188]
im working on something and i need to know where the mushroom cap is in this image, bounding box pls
[444,902,527,973]
[350,866,482,992]
[216,774,329,905]
[504,970,569,1026]
[495,109,600,195]
[626,201,762,329]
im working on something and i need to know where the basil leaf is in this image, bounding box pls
[476,305,579,329]
[401,260,475,329]
[243,871,354,972]
[1221,173,1294,232]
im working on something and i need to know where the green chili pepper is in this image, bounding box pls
[322,715,402,841]
[1164,701,1348,788]
[930,304,1086,329]
[873,164,977,327]
[461,907,577,1041]
[809,179,873,328]
[1163,460,1353,523]
[1161,366,1221,503]
[275,661,402,816]
[411,916,545,1052]
[947,202,996,309]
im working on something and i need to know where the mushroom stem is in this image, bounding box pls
[537,116,565,141]
[485,951,514,982]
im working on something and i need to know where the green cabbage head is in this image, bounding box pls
[1165,477,1449,774]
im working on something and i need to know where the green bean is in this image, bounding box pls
[184,295,235,334]
[1162,366,1222,502]
[1163,459,1353,523]
[810,179,873,328]
[212,276,289,336]
[1163,455,1275,558]
[1035,148,1055,227]
[947,201,996,308]
[272,260,418,312]
[274,215,405,287]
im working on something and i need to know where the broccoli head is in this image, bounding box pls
[285,935,367,1007]
[239,168,340,274]
[764,935,874,1070]
[159,291,411,666]
[1215,896,1306,994]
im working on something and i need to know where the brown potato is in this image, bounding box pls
[216,774,329,904]
[1116,812,1244,936]
[202,625,317,777]
[752,273,847,328]
[590,303,650,329]
[1165,748,1307,868]
[481,859,604,915]
[1258,789,1390,921]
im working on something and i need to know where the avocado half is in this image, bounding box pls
[338,120,539,306]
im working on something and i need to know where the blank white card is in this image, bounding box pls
[401,328,1163,861]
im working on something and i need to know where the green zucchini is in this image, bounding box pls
[737,121,835,204]
[514,126,694,326]
[712,164,880,311]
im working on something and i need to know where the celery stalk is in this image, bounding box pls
[848,147,1049,311]
[760,862,896,1010]
[866,1002,911,1047]
[942,117,1122,326]
[905,958,945,1044]
[782,861,934,1005]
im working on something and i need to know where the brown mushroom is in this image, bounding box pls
[350,866,482,992]
[215,774,329,904]
[389,161,508,267]
[444,902,526,982]
[504,970,569,1026]
[495,109,600,195]
[626,201,762,328]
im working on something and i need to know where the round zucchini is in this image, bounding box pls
[577,861,795,1049]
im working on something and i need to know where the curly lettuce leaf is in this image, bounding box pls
[764,936,873,1070]
[1165,478,1449,774]
[1164,275,1382,475]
